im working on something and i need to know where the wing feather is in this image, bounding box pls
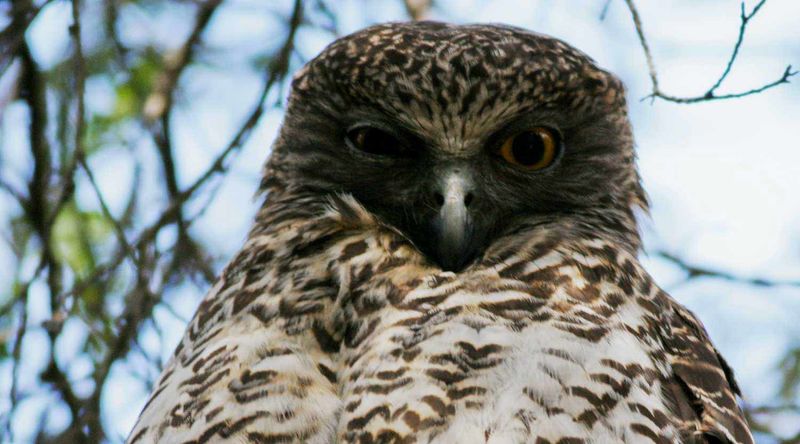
[661,300,754,444]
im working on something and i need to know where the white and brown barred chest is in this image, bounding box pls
[129,201,685,444]
[330,231,681,443]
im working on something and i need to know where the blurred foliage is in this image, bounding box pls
[0,0,797,443]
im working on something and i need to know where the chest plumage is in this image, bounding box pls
[127,196,750,444]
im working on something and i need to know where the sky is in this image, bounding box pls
[1,0,799,442]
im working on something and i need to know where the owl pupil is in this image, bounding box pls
[512,132,545,166]
[353,128,400,156]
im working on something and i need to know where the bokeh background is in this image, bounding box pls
[1,0,799,442]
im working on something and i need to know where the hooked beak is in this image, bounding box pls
[430,170,477,271]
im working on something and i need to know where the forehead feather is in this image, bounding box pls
[290,22,626,154]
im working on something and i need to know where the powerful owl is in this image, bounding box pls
[127,22,753,443]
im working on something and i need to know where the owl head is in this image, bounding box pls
[263,22,648,271]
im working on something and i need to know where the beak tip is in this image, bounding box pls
[433,230,478,272]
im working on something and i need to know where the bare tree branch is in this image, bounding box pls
[55,0,304,328]
[4,277,34,441]
[78,156,137,264]
[746,404,800,414]
[656,251,800,288]
[0,177,25,204]
[32,2,307,440]
[599,0,613,21]
[44,1,89,231]
[0,18,55,438]
[70,0,86,161]
[623,0,797,103]
[0,0,56,76]
[708,0,766,94]
[143,0,224,122]
[182,0,303,201]
[144,0,224,284]
[102,0,129,68]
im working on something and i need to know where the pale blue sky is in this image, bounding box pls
[1,0,799,442]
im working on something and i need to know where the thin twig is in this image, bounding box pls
[77,156,137,263]
[0,0,57,76]
[657,251,800,288]
[599,0,613,21]
[3,250,50,441]
[95,0,307,289]
[622,0,658,92]
[5,44,52,441]
[181,0,303,199]
[102,0,129,68]
[85,239,185,437]
[312,0,339,36]
[143,0,223,122]
[145,0,223,282]
[70,0,86,163]
[84,0,304,373]
[58,0,304,318]
[0,178,26,204]
[4,275,35,441]
[708,0,767,94]
[44,0,89,230]
[64,2,305,440]
[746,404,800,414]
[24,3,96,441]
[622,0,796,104]
[40,358,84,438]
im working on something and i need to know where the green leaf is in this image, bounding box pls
[51,204,114,278]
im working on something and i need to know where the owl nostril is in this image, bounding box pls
[433,191,474,208]
[434,192,445,207]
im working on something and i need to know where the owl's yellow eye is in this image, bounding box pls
[498,127,560,170]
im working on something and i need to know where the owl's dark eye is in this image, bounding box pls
[346,126,403,156]
[498,127,560,170]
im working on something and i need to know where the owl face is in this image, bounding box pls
[267,22,646,271]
